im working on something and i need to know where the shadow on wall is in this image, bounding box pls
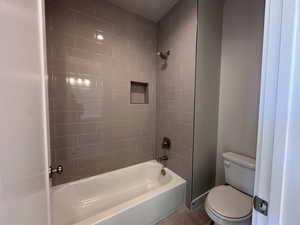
[159,60,168,71]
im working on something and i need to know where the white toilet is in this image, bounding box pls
[205,152,256,225]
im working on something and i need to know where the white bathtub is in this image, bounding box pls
[51,160,186,225]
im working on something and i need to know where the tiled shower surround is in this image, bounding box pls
[46,0,157,184]
[157,0,197,206]
[46,0,197,204]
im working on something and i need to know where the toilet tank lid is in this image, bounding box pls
[222,152,256,170]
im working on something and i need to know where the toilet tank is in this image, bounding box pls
[223,152,256,196]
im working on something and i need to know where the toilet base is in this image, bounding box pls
[205,202,252,225]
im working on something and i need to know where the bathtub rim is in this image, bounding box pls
[51,160,186,225]
[51,160,184,191]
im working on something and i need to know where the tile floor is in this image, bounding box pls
[157,207,212,225]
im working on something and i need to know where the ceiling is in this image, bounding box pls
[106,0,179,22]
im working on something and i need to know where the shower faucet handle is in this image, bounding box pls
[162,137,171,149]
[49,165,63,178]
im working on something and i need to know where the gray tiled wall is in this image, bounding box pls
[156,0,197,206]
[46,0,157,185]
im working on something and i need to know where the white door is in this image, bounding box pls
[0,0,50,225]
[253,0,300,224]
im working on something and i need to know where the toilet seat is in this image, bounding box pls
[205,205,251,225]
[205,185,252,224]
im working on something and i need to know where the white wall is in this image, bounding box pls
[0,0,50,224]
[216,0,265,184]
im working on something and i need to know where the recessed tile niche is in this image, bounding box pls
[130,81,149,104]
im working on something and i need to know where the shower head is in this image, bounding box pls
[157,50,170,60]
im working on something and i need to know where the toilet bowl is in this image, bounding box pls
[205,185,252,225]
[205,152,255,225]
